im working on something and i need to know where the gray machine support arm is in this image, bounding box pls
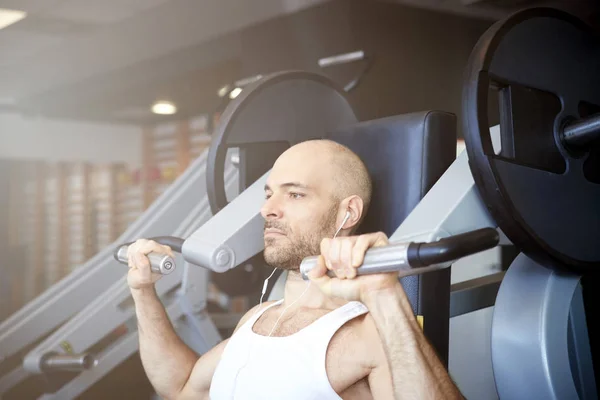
[182,171,269,272]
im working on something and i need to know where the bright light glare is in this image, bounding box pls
[151,101,177,115]
[0,9,26,30]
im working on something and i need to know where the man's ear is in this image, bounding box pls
[340,195,364,231]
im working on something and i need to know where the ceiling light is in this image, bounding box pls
[151,101,177,115]
[229,88,242,99]
[0,9,27,30]
[318,50,364,67]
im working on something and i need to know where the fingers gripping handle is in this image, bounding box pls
[300,242,411,280]
[113,236,184,275]
[300,228,499,280]
[115,247,176,275]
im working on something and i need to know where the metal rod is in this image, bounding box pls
[301,242,410,280]
[563,114,600,147]
[113,236,182,274]
[450,271,505,317]
[300,228,499,280]
[40,353,98,371]
[318,50,365,67]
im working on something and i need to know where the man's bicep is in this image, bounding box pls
[176,338,229,400]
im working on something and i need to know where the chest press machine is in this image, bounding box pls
[2,7,598,400]
[127,8,599,399]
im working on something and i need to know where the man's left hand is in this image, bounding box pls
[307,232,399,302]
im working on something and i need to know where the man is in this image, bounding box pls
[127,140,463,400]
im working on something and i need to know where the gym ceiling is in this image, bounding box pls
[0,0,597,126]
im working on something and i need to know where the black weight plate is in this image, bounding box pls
[207,70,358,214]
[463,8,600,273]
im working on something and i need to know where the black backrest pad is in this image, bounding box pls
[325,110,457,366]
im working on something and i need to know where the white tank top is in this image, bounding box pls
[209,299,369,400]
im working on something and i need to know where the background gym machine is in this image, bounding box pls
[0,151,238,399]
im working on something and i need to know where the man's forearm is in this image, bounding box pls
[132,287,198,399]
[363,282,463,400]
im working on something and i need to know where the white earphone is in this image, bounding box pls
[343,210,351,225]
[333,210,351,239]
[254,209,351,337]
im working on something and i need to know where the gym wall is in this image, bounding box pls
[0,113,142,165]
[238,0,494,134]
[0,113,140,319]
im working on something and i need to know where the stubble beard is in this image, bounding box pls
[263,207,338,271]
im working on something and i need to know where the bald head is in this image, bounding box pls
[262,139,373,269]
[275,139,372,223]
[303,139,370,206]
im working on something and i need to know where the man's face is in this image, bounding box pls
[261,146,339,270]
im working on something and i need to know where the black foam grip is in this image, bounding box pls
[415,228,499,266]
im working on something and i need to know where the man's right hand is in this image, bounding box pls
[127,239,175,290]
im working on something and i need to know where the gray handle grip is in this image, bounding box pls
[40,352,97,371]
[300,228,500,280]
[116,246,176,275]
[300,242,410,280]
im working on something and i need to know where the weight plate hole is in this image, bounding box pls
[578,101,600,119]
[490,79,565,173]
